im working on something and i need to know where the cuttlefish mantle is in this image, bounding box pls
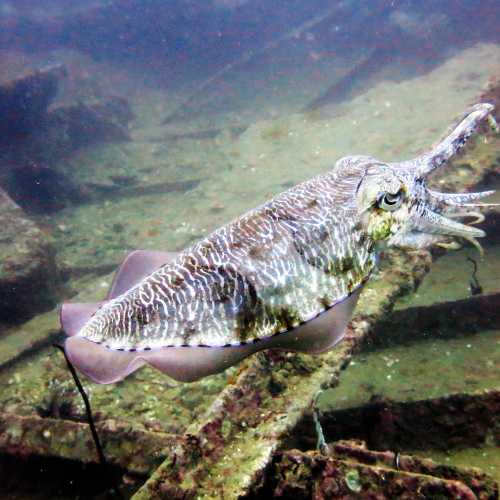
[61,103,498,384]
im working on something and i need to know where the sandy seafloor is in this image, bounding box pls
[2,39,500,486]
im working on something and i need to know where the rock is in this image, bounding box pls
[0,67,133,214]
[0,188,60,323]
[0,62,131,155]
[0,64,67,142]
[44,96,133,154]
[4,160,88,214]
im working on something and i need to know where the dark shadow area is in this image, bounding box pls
[0,453,142,500]
[5,160,85,214]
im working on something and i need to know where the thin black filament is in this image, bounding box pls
[53,343,123,499]
[53,343,107,465]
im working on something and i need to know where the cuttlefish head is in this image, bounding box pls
[351,103,498,255]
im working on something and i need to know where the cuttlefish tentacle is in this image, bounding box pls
[61,103,497,384]
[404,202,488,257]
[409,206,486,239]
[427,190,500,219]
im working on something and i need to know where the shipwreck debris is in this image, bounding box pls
[367,292,500,349]
[0,63,134,213]
[160,2,352,125]
[260,440,498,499]
[294,390,500,454]
[0,62,132,155]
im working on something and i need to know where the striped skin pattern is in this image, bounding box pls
[80,157,376,351]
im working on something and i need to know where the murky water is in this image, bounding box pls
[0,1,499,498]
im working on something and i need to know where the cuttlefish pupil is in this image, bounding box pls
[60,103,498,384]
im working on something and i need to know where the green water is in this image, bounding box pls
[40,43,500,286]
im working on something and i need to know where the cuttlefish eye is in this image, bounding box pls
[377,190,403,211]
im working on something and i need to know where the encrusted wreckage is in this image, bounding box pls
[261,440,498,499]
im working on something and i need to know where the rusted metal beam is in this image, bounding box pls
[0,413,178,475]
[262,440,498,499]
[367,292,500,349]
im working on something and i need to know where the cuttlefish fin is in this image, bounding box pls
[64,287,363,385]
[60,250,179,338]
[65,337,145,384]
[265,286,362,354]
[60,302,104,337]
[64,337,255,384]
[107,250,180,299]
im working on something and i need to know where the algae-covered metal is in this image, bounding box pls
[61,103,498,385]
[266,440,498,499]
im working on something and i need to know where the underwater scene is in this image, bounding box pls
[0,1,499,498]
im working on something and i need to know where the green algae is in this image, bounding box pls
[345,469,362,493]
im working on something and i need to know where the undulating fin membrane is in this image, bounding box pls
[61,250,181,382]
[60,302,104,337]
[107,250,180,299]
[63,288,362,385]
[65,337,145,384]
[274,287,361,354]
[64,337,254,384]
[60,250,179,338]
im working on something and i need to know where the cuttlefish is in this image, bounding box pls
[61,103,498,384]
